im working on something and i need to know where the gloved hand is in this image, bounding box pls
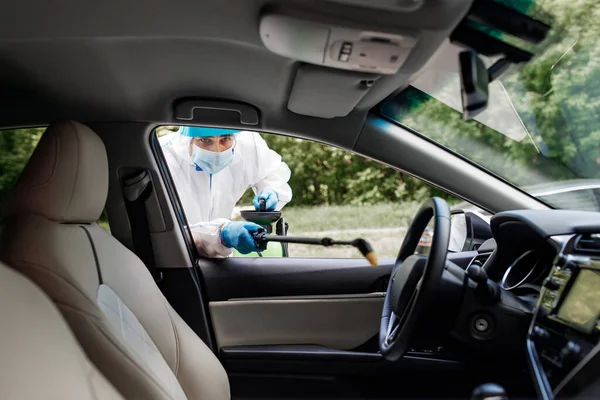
[252,188,279,211]
[220,221,262,254]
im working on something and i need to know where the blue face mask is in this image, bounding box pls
[190,142,235,174]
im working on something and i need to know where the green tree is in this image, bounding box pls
[382,0,600,199]
[0,128,44,207]
[239,133,456,207]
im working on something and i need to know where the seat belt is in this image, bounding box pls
[123,170,162,283]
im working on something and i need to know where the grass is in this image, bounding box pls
[234,202,421,259]
[280,230,405,259]
[281,202,420,233]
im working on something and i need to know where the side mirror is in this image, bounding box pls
[450,209,493,252]
[449,210,473,252]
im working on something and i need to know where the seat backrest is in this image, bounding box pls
[1,121,229,400]
[0,261,124,400]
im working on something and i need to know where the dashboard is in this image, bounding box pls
[479,210,600,399]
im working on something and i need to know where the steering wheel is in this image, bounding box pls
[379,197,451,361]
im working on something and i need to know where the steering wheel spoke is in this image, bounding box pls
[399,286,418,322]
[385,312,399,344]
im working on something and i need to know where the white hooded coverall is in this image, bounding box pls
[160,131,292,257]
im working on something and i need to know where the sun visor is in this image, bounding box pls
[287,65,380,118]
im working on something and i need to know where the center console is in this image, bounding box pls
[528,234,600,399]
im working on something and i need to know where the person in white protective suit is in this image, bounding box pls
[160,126,292,257]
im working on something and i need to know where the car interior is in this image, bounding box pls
[0,260,123,399]
[0,0,599,400]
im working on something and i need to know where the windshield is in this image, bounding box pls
[381,0,600,212]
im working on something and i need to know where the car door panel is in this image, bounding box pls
[200,252,474,303]
[195,252,498,398]
[143,241,480,400]
[199,252,474,352]
[199,257,394,302]
[210,293,383,349]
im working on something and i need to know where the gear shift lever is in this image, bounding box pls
[470,383,508,400]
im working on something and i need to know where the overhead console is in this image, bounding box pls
[257,9,421,118]
[325,0,425,13]
[259,14,418,75]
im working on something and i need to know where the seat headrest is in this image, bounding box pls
[4,121,108,223]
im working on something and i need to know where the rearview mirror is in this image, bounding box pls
[459,51,489,120]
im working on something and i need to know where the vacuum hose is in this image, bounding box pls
[252,230,378,266]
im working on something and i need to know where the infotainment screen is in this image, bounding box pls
[557,269,600,333]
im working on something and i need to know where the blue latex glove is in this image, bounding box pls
[252,188,279,211]
[220,221,262,254]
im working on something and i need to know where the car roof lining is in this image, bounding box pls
[0,0,471,140]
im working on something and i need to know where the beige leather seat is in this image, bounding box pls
[1,121,229,400]
[0,261,123,400]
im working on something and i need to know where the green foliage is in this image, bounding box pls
[508,0,600,181]
[382,0,600,199]
[0,128,44,206]
[239,134,457,207]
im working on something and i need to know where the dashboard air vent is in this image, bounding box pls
[574,234,600,253]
